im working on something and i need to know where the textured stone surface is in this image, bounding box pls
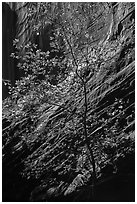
[2,2,135,202]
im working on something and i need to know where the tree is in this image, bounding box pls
[40,3,115,198]
[15,2,114,198]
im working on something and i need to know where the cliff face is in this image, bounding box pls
[2,3,135,202]
[2,3,18,99]
[2,3,54,99]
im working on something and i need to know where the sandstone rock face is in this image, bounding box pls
[3,2,135,202]
[64,172,91,196]
[2,3,18,99]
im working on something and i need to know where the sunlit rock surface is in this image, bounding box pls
[2,2,135,202]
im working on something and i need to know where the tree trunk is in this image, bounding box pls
[83,82,96,200]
